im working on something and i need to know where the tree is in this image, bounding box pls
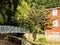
[14,0,31,28]
[14,1,52,41]
[0,0,60,25]
[0,0,19,25]
[26,0,60,8]
[29,3,52,41]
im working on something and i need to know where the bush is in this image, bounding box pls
[37,38,51,43]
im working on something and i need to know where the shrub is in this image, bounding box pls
[37,38,51,43]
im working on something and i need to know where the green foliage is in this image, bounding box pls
[14,1,53,41]
[14,0,31,29]
[0,13,4,24]
[37,38,51,43]
[0,0,58,41]
[16,0,30,19]
[28,0,60,8]
[0,0,60,25]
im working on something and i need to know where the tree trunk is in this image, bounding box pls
[33,30,37,41]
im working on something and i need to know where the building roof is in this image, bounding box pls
[46,7,60,11]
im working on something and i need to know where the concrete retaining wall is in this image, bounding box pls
[24,33,44,41]
[45,32,60,41]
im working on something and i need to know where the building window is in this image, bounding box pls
[53,20,58,27]
[52,9,57,16]
[53,32,59,39]
[53,32,59,35]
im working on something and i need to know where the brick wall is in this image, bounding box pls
[45,8,60,41]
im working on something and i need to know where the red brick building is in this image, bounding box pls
[45,7,60,40]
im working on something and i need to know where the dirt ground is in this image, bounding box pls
[0,39,20,45]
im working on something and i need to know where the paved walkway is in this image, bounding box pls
[46,44,60,45]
